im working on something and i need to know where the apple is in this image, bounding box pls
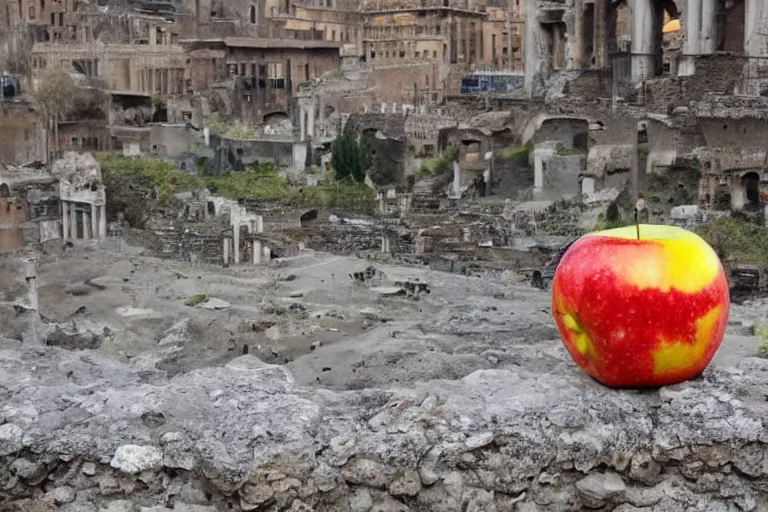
[551,224,730,388]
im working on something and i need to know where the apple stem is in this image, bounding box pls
[635,209,640,240]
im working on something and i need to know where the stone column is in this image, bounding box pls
[699,0,717,53]
[452,161,461,197]
[62,201,69,241]
[25,258,38,312]
[233,224,240,264]
[99,205,107,240]
[223,238,230,264]
[307,102,315,139]
[300,105,307,142]
[524,0,540,94]
[570,0,584,70]
[630,0,657,82]
[745,0,768,56]
[262,246,271,261]
[70,203,78,240]
[253,240,262,264]
[91,204,98,242]
[82,209,90,240]
[679,0,701,76]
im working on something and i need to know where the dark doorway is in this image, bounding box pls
[743,171,760,206]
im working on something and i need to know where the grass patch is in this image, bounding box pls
[207,113,258,139]
[204,167,375,211]
[185,294,209,307]
[695,217,768,270]
[418,148,458,178]
[753,324,768,358]
[96,152,204,228]
[96,152,202,202]
[497,140,534,160]
[555,143,586,157]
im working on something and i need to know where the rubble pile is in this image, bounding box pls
[51,152,103,189]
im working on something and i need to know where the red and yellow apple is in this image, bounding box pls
[552,224,729,388]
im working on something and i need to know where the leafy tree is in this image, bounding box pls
[331,126,371,182]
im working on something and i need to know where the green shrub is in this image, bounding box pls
[419,148,459,178]
[695,217,768,269]
[753,324,768,358]
[95,153,202,228]
[331,126,371,182]
[185,294,209,307]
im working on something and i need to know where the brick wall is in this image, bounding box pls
[565,71,608,100]
[645,54,747,107]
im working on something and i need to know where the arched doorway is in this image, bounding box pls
[742,171,760,206]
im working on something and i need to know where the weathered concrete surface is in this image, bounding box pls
[0,248,767,511]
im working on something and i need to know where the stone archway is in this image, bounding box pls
[742,171,760,206]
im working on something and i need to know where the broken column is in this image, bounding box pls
[81,208,90,240]
[452,161,461,197]
[62,201,69,241]
[381,235,391,254]
[233,225,240,264]
[630,0,657,82]
[99,204,107,240]
[253,240,262,264]
[223,237,230,264]
[90,204,98,242]
[69,204,78,240]
[25,257,38,311]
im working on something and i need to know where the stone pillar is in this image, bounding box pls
[378,194,386,215]
[90,204,98,242]
[745,0,768,56]
[630,0,657,82]
[99,205,107,240]
[262,246,271,261]
[62,201,69,241]
[452,161,461,197]
[233,224,240,264]
[570,0,584,70]
[82,209,90,240]
[307,103,315,139]
[524,0,540,94]
[70,203,78,240]
[256,216,264,233]
[300,105,307,142]
[381,235,391,253]
[680,0,718,76]
[25,258,38,311]
[679,0,701,76]
[223,238,230,264]
[253,240,262,264]
[699,0,717,54]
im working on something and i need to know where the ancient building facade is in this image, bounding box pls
[0,101,46,165]
[359,0,521,104]
[525,0,768,95]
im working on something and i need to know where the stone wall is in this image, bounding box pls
[148,226,224,264]
[644,54,748,107]
[0,345,765,512]
[212,136,295,172]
